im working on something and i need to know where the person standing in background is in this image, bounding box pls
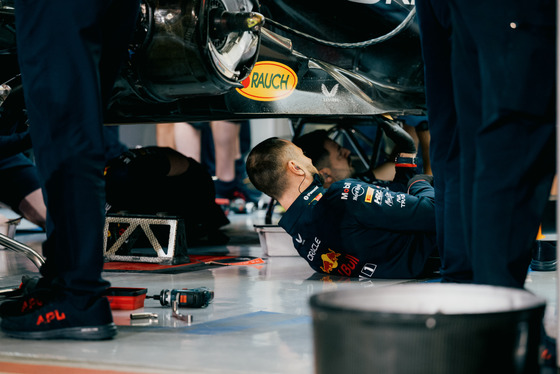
[415,0,556,287]
[1,0,140,340]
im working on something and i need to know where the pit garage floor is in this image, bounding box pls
[0,208,557,374]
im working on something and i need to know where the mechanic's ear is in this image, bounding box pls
[288,160,304,175]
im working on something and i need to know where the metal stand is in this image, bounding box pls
[103,214,189,264]
[0,232,45,269]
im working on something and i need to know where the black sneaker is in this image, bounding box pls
[215,179,260,214]
[230,190,255,214]
[540,330,557,369]
[531,241,557,272]
[1,289,116,340]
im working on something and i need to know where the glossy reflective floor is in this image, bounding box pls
[0,208,557,374]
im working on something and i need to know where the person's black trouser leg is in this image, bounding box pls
[16,0,139,303]
[416,0,472,282]
[450,0,556,287]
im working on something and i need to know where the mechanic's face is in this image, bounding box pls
[323,139,353,181]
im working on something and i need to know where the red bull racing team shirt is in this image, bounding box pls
[278,174,438,279]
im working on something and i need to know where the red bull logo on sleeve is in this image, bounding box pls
[311,193,323,204]
[337,253,360,276]
[320,249,341,273]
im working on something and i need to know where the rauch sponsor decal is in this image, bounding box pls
[236,61,298,102]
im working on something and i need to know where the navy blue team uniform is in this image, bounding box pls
[0,0,140,340]
[279,174,438,279]
[14,0,140,305]
[416,0,555,287]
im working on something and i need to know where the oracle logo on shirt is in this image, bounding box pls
[307,237,321,261]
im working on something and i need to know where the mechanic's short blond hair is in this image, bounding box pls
[246,137,297,200]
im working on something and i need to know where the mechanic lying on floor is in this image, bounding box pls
[0,125,229,245]
[293,129,421,192]
[246,137,438,279]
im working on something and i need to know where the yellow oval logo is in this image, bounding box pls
[236,61,298,101]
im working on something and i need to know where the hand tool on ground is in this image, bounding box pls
[147,287,214,308]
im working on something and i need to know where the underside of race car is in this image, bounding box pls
[0,0,425,125]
